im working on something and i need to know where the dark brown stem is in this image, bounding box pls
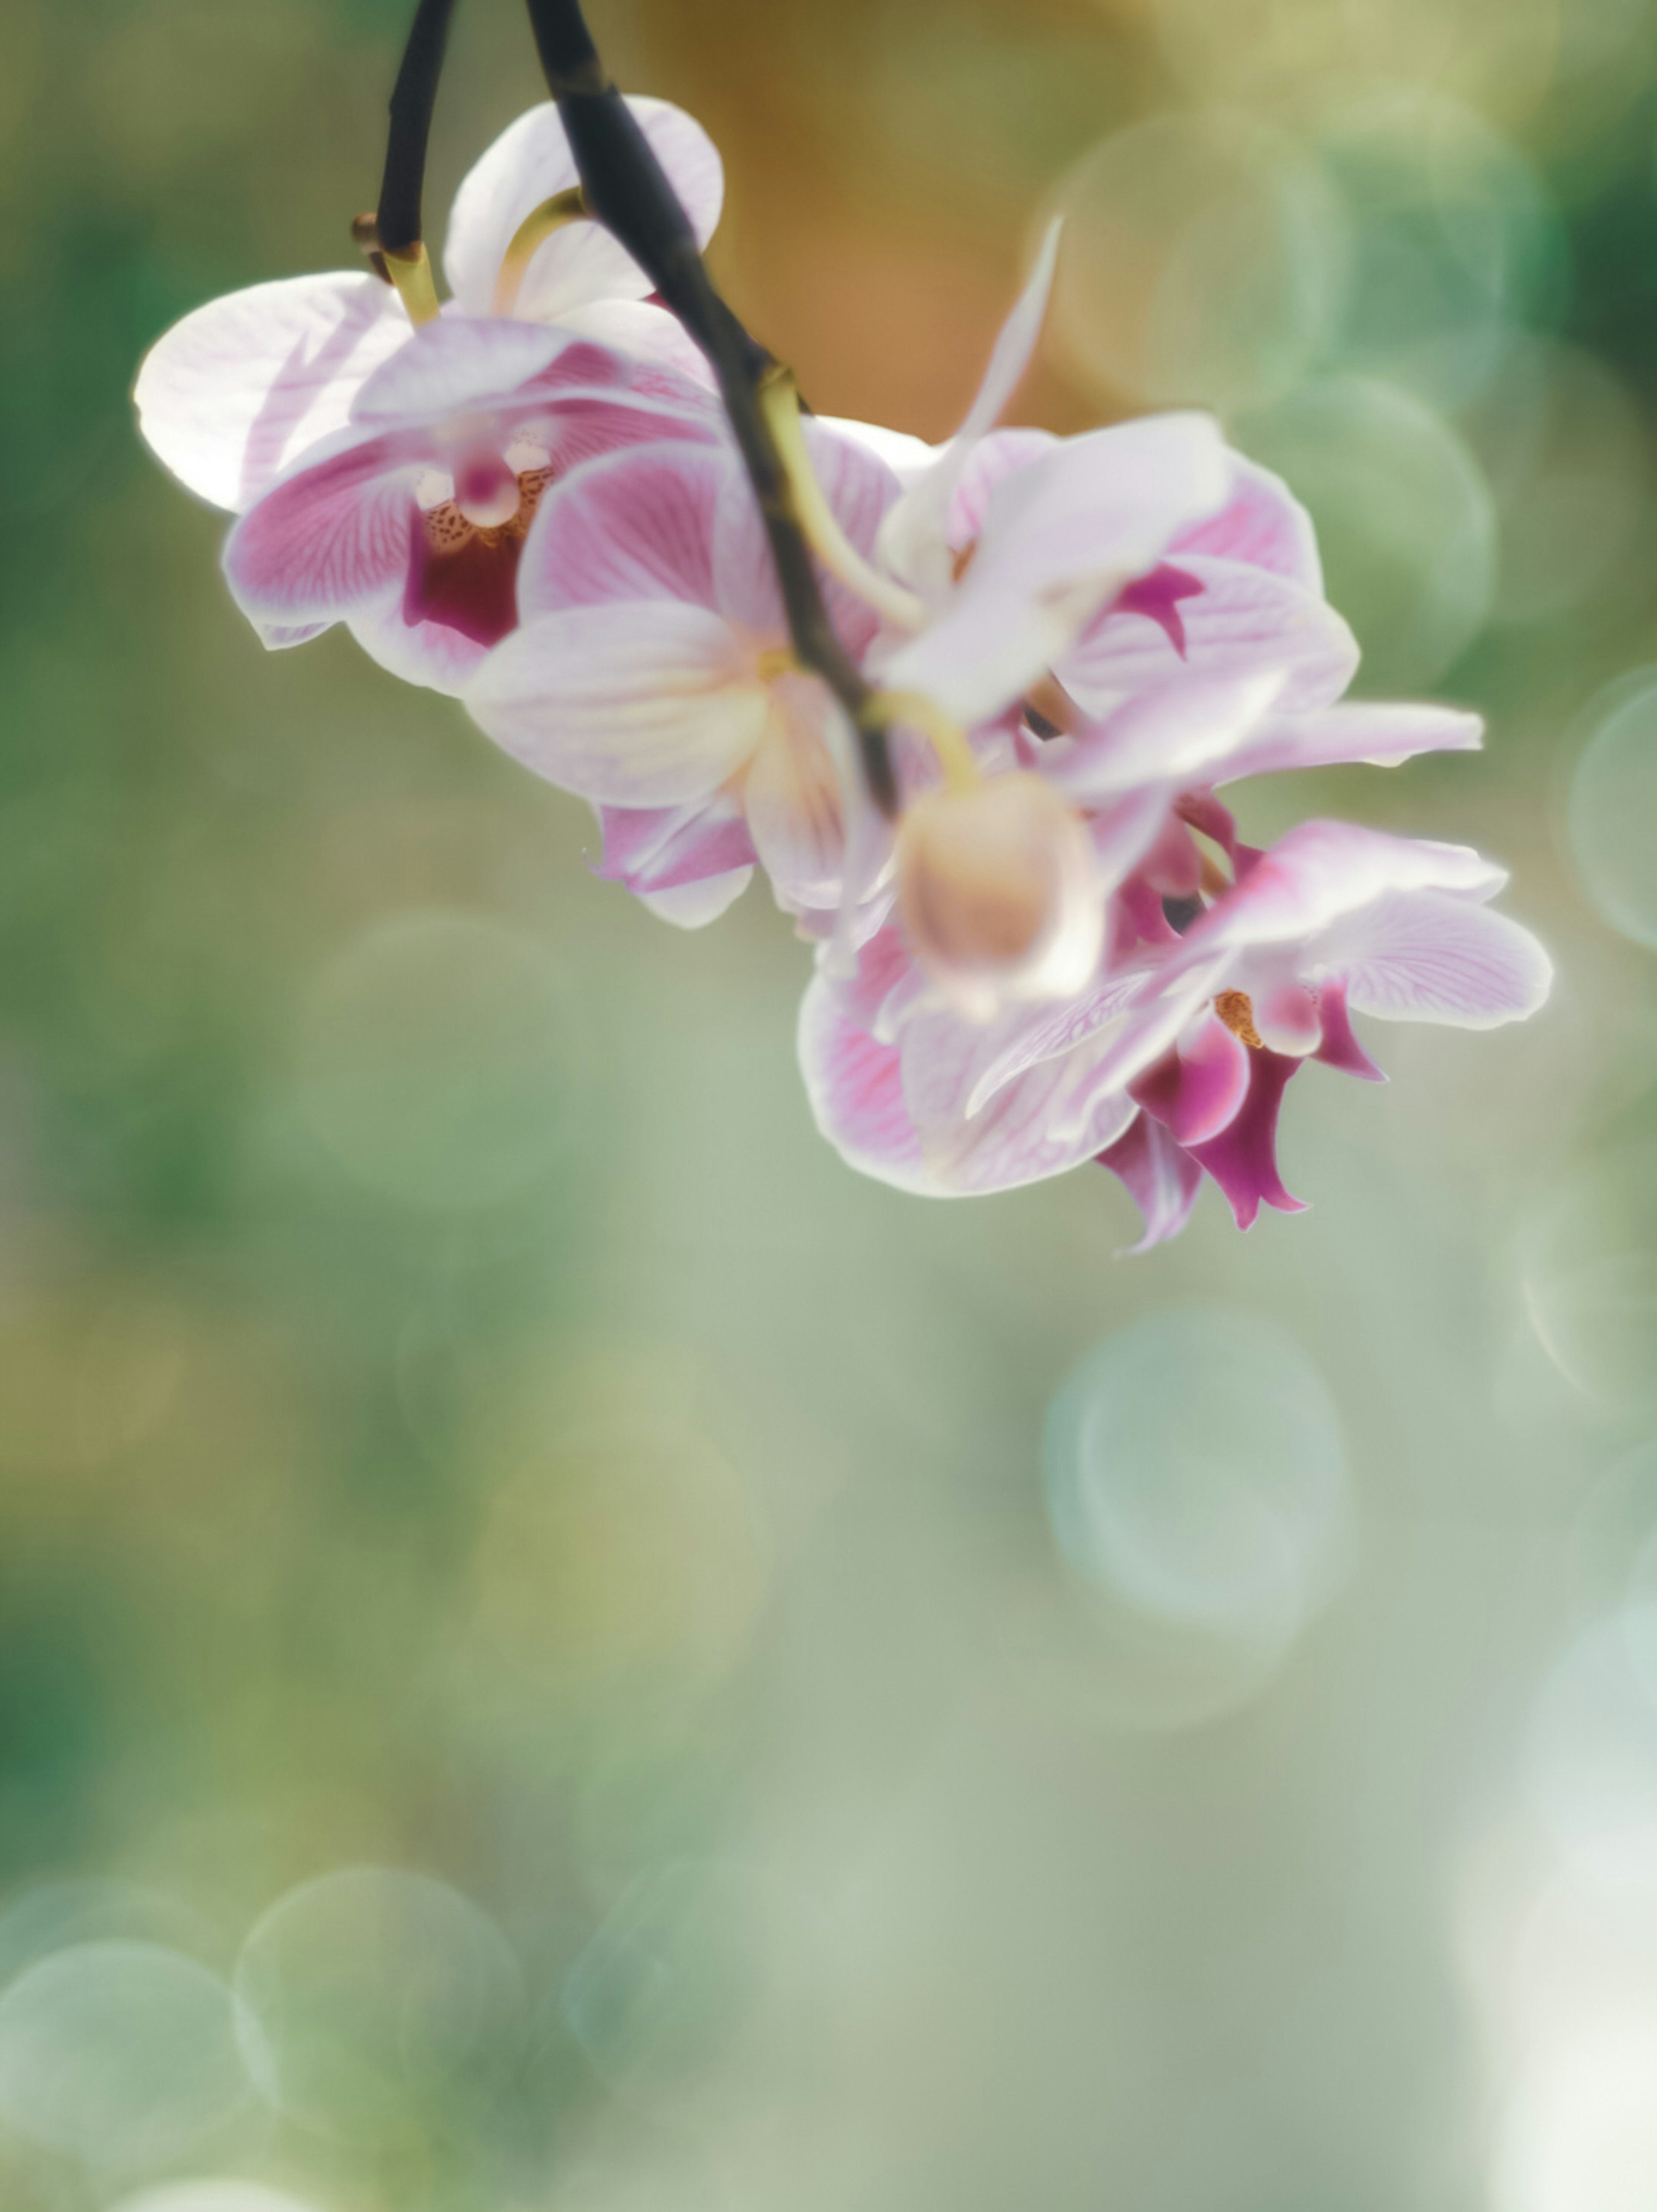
[520,0,897,813]
[375,0,460,257]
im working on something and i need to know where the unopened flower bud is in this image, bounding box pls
[896,772,1103,1021]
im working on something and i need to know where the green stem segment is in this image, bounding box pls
[520,0,898,814]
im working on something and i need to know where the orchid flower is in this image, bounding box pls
[821,227,1352,740]
[217,324,718,694]
[462,425,906,927]
[134,99,730,696]
[758,227,1364,1007]
[825,227,1238,735]
[799,820,1551,1238]
[134,97,721,517]
[129,0,1553,1259]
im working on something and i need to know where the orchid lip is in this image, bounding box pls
[404,463,554,646]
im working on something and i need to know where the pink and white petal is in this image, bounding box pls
[883,413,1231,725]
[345,589,490,695]
[1135,811,1204,899]
[979,414,1231,604]
[1188,821,1511,961]
[520,382,723,491]
[817,415,938,485]
[1186,1049,1307,1230]
[815,784,901,979]
[1096,1112,1205,1253]
[797,876,898,957]
[951,218,1064,448]
[1176,790,1238,859]
[947,427,1059,547]
[798,978,933,1194]
[1061,556,1358,720]
[710,419,900,651]
[595,796,757,892]
[1070,952,1232,1106]
[891,973,1141,1185]
[251,618,330,649]
[444,104,579,314]
[134,271,409,512]
[1171,455,1322,590]
[805,418,904,563]
[708,453,786,641]
[876,219,1062,593]
[1314,979,1386,1081]
[1212,701,1484,786]
[517,442,726,618]
[465,602,767,805]
[639,869,753,928]
[348,316,582,429]
[223,433,421,621]
[821,923,917,1035]
[509,97,724,325]
[869,953,936,1043]
[1251,975,1322,1054]
[1129,1013,1251,1145]
[1054,671,1286,802]
[553,297,716,386]
[1312,888,1553,1028]
[443,97,723,321]
[1091,785,1188,899]
[949,961,1148,1121]
[744,696,847,912]
[913,1049,1139,1195]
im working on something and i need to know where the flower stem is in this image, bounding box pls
[760,374,926,631]
[867,691,980,793]
[492,185,589,312]
[376,0,460,259]
[519,0,899,816]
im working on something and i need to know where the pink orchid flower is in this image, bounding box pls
[799,820,1551,1239]
[800,224,1509,1044]
[841,229,1238,736]
[824,227,1345,750]
[215,322,717,693]
[448,229,1241,943]
[462,424,907,927]
[777,228,1369,1011]
[134,96,720,516]
[133,99,725,693]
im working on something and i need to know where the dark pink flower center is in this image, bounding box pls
[402,465,554,647]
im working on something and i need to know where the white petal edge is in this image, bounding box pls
[465,602,767,806]
[876,218,1062,594]
[1314,889,1554,1027]
[443,97,724,322]
[134,271,409,512]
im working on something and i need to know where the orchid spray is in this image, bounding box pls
[135,0,1551,1247]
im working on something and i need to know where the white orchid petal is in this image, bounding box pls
[134,271,409,512]
[883,413,1232,724]
[443,97,724,321]
[877,219,1063,593]
[1315,888,1553,1027]
[466,603,766,806]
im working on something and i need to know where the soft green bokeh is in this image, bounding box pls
[3,1,1657,2208]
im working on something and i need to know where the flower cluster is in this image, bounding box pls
[135,96,1551,1247]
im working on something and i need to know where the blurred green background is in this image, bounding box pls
[3,0,1657,2207]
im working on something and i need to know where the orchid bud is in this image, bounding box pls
[896,772,1103,1021]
